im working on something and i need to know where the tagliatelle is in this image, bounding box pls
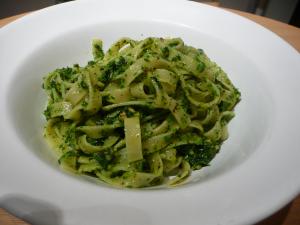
[42,37,240,188]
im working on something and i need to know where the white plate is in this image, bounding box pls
[0,0,300,224]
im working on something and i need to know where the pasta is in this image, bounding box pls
[42,37,240,188]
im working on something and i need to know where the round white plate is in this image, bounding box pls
[0,0,299,224]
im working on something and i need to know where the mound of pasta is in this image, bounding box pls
[43,37,240,188]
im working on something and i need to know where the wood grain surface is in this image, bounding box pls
[0,209,30,225]
[0,5,299,225]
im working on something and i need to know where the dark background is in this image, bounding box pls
[0,0,299,27]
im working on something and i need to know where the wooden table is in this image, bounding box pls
[0,7,299,225]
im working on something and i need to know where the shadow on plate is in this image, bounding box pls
[0,194,63,225]
[0,194,153,225]
[255,202,292,225]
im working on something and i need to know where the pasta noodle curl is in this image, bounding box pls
[43,37,240,188]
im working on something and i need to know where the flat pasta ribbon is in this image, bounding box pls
[43,37,240,188]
